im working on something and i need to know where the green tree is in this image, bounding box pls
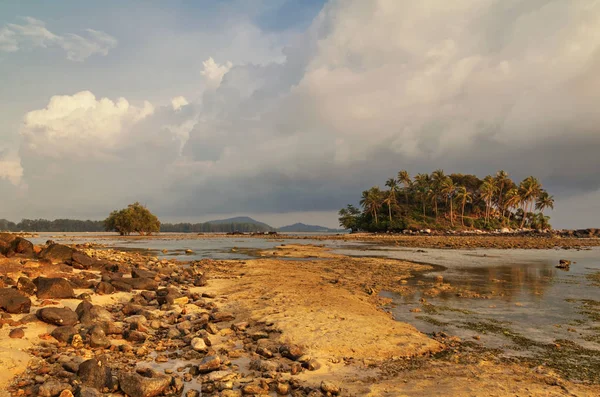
[104,202,160,236]
[518,176,542,228]
[397,170,411,205]
[431,169,446,221]
[360,187,383,225]
[441,177,456,226]
[455,186,472,227]
[384,178,399,222]
[338,204,361,231]
[414,173,431,216]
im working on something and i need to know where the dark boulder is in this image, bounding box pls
[51,325,78,343]
[118,368,171,397]
[0,288,32,314]
[77,357,113,390]
[71,251,95,269]
[132,268,157,279]
[95,282,115,295]
[35,277,75,299]
[17,276,36,295]
[37,307,79,326]
[38,244,74,263]
[76,301,113,325]
[3,237,35,258]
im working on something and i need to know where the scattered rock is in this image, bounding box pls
[198,355,221,373]
[17,276,37,295]
[38,380,72,397]
[78,357,113,389]
[35,277,75,299]
[51,326,78,343]
[38,244,74,263]
[320,380,340,395]
[118,369,171,397]
[37,307,79,326]
[0,287,32,313]
[191,337,208,353]
[9,327,25,338]
[279,344,304,361]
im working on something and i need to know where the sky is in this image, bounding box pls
[1,0,600,229]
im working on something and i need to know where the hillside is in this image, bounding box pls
[205,216,274,231]
[277,223,346,233]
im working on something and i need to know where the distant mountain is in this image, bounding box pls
[277,223,346,233]
[205,216,274,231]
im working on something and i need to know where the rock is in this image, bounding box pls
[279,344,304,361]
[51,326,78,343]
[557,259,571,269]
[35,277,75,299]
[59,390,74,397]
[76,301,113,325]
[17,276,37,295]
[303,359,321,371]
[4,237,35,257]
[320,381,340,395]
[190,337,207,352]
[210,311,235,323]
[38,380,72,397]
[118,369,171,397]
[111,280,133,292]
[242,384,267,395]
[156,287,185,305]
[77,357,112,389]
[0,287,31,313]
[38,244,74,263]
[71,333,84,348]
[89,325,111,348]
[71,251,95,269]
[132,268,157,279]
[198,355,221,373]
[276,383,290,395]
[76,387,102,397]
[127,277,159,291]
[95,281,115,295]
[9,327,24,338]
[37,307,79,326]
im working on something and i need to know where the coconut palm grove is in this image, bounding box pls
[338,170,555,232]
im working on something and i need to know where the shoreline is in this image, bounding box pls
[1,239,599,395]
[23,231,600,250]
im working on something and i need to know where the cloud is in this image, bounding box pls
[5,0,600,228]
[21,91,154,158]
[201,57,233,89]
[171,96,189,111]
[0,17,117,61]
[0,148,23,185]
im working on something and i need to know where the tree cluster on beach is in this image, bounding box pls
[104,202,161,236]
[339,170,554,232]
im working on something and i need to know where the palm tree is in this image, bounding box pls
[384,178,399,223]
[480,178,497,224]
[431,169,446,221]
[535,190,554,215]
[504,188,520,224]
[455,186,472,226]
[518,176,542,228]
[494,170,510,219]
[360,187,383,225]
[441,177,456,226]
[413,173,431,216]
[397,170,411,205]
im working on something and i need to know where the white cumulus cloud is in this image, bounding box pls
[21,91,154,157]
[201,57,233,89]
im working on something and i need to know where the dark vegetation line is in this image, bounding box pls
[339,170,554,232]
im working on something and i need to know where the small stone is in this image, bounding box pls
[320,380,340,395]
[198,355,221,373]
[191,337,207,352]
[9,327,25,338]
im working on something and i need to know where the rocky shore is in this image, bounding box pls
[1,233,599,396]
